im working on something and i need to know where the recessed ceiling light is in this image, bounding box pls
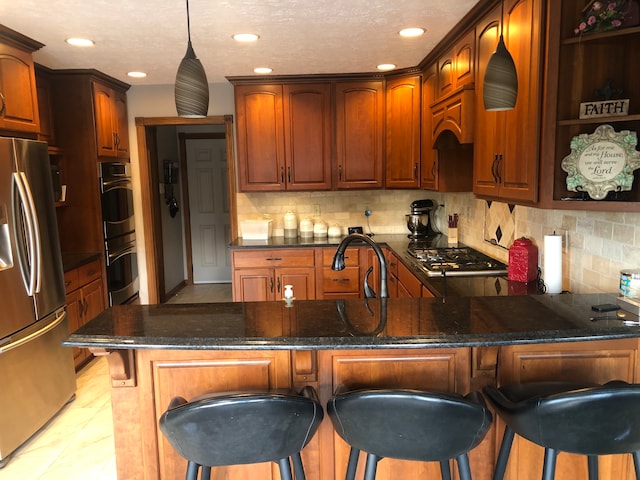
[233,33,259,42]
[65,37,95,47]
[399,27,425,38]
[377,64,396,71]
[127,71,147,78]
[254,67,273,74]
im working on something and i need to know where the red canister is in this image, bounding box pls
[508,237,538,283]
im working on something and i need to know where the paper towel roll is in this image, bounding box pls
[544,234,563,294]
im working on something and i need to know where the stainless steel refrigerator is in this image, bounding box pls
[0,137,76,467]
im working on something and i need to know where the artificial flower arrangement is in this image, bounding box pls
[575,0,629,34]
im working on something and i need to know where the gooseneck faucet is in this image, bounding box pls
[332,233,388,298]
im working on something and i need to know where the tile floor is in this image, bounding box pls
[0,283,232,479]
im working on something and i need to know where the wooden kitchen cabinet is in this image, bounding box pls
[0,25,42,135]
[64,259,106,369]
[496,339,640,480]
[386,250,424,298]
[93,80,129,160]
[318,348,473,480]
[50,70,129,257]
[234,84,284,191]
[421,63,439,190]
[473,0,544,203]
[436,28,475,101]
[283,83,332,190]
[232,248,316,301]
[35,65,58,147]
[235,83,332,191]
[335,80,384,189]
[317,247,361,299]
[385,74,421,189]
[421,61,474,193]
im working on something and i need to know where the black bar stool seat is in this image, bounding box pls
[327,388,493,480]
[159,386,324,480]
[483,380,640,480]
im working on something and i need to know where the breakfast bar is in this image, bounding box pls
[66,294,640,480]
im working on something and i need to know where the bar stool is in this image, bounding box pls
[327,388,493,480]
[483,380,640,480]
[159,386,324,480]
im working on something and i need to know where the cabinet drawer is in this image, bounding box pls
[398,261,422,298]
[233,249,315,268]
[322,267,360,293]
[322,247,359,267]
[64,269,80,294]
[78,259,102,287]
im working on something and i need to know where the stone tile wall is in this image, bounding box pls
[236,190,640,294]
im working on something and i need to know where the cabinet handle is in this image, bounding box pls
[414,163,418,179]
[491,155,499,183]
[113,132,119,148]
[269,278,274,293]
[280,166,285,184]
[266,257,283,261]
[277,277,281,293]
[431,162,436,178]
[0,92,5,116]
[495,154,503,183]
[332,278,350,282]
[288,166,291,184]
[338,164,343,181]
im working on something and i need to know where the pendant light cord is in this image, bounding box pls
[185,0,192,43]
[499,0,505,37]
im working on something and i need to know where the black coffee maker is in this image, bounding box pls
[406,199,437,238]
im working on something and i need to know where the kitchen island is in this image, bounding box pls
[66,294,640,480]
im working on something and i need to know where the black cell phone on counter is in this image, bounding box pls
[591,303,620,312]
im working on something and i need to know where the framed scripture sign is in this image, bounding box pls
[561,124,640,200]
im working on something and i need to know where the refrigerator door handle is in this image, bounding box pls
[12,171,42,295]
[0,309,66,355]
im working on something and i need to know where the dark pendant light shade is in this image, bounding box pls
[483,34,518,111]
[175,0,209,117]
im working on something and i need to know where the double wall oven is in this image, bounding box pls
[99,162,139,305]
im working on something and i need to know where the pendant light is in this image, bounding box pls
[175,0,209,117]
[483,0,518,111]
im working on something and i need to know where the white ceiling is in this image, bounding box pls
[1,0,479,86]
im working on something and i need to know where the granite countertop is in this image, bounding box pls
[64,293,640,351]
[61,252,102,272]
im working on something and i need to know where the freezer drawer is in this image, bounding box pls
[0,309,76,467]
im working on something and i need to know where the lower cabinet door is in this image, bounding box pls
[233,268,274,301]
[318,348,473,480]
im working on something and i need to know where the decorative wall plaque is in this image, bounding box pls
[561,124,640,200]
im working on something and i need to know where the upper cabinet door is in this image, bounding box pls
[93,81,130,160]
[421,64,438,190]
[385,75,421,189]
[335,81,384,189]
[473,0,542,203]
[0,42,40,134]
[282,83,332,190]
[235,84,286,191]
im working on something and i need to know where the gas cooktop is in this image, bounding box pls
[406,244,508,277]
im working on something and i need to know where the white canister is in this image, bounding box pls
[299,217,314,238]
[313,220,328,238]
[283,211,297,238]
[328,224,342,237]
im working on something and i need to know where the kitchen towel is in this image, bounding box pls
[544,234,563,294]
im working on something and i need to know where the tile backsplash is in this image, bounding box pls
[236,190,640,294]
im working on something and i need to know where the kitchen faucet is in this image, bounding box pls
[332,233,388,298]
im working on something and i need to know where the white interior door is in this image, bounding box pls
[186,138,231,283]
